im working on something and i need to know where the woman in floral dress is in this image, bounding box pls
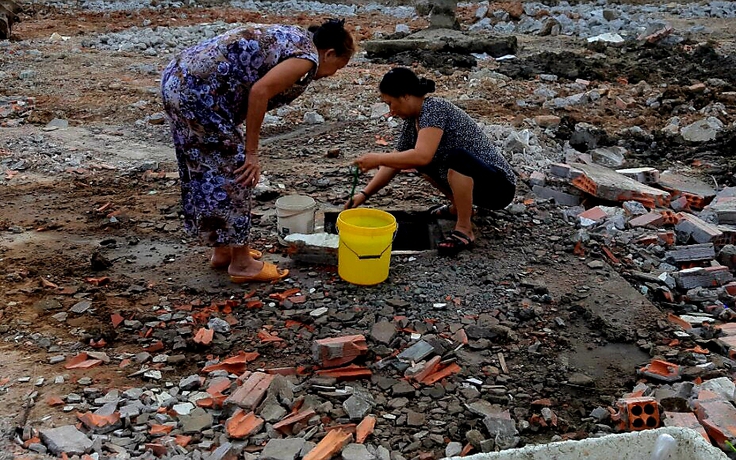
[161,20,355,283]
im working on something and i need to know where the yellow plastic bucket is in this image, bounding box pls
[336,208,397,286]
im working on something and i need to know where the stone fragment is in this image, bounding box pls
[40,426,93,455]
[370,321,396,345]
[261,438,307,460]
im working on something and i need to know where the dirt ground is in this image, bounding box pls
[1,1,735,458]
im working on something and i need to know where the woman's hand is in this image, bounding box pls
[353,153,383,173]
[234,152,260,186]
[344,191,367,209]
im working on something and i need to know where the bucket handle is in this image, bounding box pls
[338,225,398,260]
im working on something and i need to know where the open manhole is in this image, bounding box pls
[323,210,444,251]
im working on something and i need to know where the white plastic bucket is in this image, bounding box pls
[275,195,316,245]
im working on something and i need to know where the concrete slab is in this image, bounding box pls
[571,163,671,208]
[658,171,716,210]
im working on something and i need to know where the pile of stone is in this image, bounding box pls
[468,0,736,39]
[530,141,736,356]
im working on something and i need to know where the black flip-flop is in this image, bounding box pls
[427,204,456,220]
[437,230,475,257]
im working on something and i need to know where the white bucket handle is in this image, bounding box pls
[338,224,399,260]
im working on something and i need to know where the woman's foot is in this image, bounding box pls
[229,261,289,283]
[210,248,263,268]
[437,230,475,257]
[210,247,231,268]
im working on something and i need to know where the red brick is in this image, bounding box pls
[534,115,561,129]
[695,390,736,450]
[658,230,676,246]
[571,162,670,208]
[717,322,736,336]
[313,335,368,368]
[676,213,723,244]
[225,372,273,410]
[663,411,710,441]
[579,206,608,223]
[629,212,665,228]
[616,396,660,431]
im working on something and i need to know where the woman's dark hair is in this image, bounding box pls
[308,19,356,58]
[379,67,436,98]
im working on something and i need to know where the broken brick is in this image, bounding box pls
[201,351,258,374]
[628,212,664,228]
[717,335,736,360]
[258,329,285,343]
[658,171,716,211]
[225,372,273,410]
[313,335,368,368]
[638,360,681,383]
[571,162,670,208]
[658,230,676,246]
[143,341,165,353]
[225,409,264,439]
[315,364,372,381]
[194,328,214,346]
[207,376,232,396]
[676,212,723,244]
[406,356,441,383]
[149,425,174,436]
[302,428,352,460]
[663,411,710,441]
[64,353,103,370]
[174,435,192,447]
[616,396,660,431]
[46,396,64,407]
[144,443,168,457]
[578,206,608,223]
[77,411,120,431]
[422,362,462,385]
[273,408,317,433]
[355,415,376,443]
[695,390,736,450]
[717,322,736,337]
[110,313,124,328]
[666,313,692,331]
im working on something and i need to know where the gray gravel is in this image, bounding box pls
[466,0,736,38]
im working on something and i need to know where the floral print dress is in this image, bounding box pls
[161,24,319,246]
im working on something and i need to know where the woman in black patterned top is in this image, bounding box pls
[350,67,516,256]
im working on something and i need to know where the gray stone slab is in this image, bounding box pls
[665,243,715,263]
[364,29,517,59]
[532,185,582,206]
[370,321,397,345]
[341,443,375,460]
[261,438,307,460]
[397,340,434,362]
[180,408,213,434]
[659,170,716,203]
[40,425,93,456]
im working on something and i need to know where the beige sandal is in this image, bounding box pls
[229,262,289,284]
